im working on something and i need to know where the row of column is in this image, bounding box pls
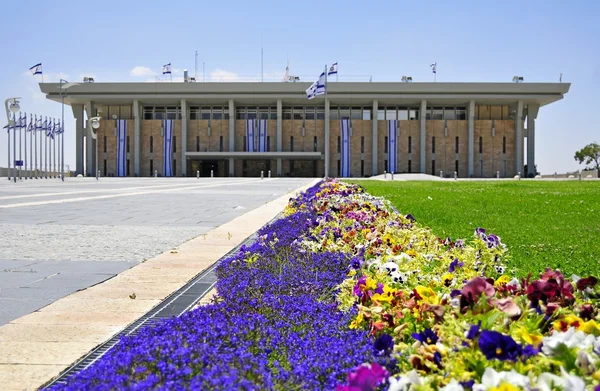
[73,99,539,178]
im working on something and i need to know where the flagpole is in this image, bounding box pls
[53,122,57,178]
[34,115,37,178]
[324,64,328,178]
[18,114,22,180]
[44,117,47,178]
[7,120,11,181]
[13,114,17,183]
[24,114,27,179]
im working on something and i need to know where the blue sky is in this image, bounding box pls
[0,0,598,173]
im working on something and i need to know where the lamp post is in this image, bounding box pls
[59,80,79,181]
[90,116,101,180]
[4,97,21,183]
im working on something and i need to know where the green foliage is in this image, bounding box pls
[574,142,600,171]
[351,180,600,277]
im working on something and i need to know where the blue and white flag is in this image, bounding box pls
[47,118,54,139]
[246,119,255,152]
[258,119,268,152]
[162,119,173,177]
[29,63,42,75]
[306,72,326,100]
[35,115,42,130]
[162,63,172,75]
[27,114,34,132]
[117,120,128,177]
[340,119,351,177]
[430,63,437,74]
[56,120,62,134]
[42,117,47,132]
[20,113,27,130]
[387,120,397,173]
[328,62,338,76]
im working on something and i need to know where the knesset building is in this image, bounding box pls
[40,81,570,178]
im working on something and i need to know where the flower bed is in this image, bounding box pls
[48,180,600,390]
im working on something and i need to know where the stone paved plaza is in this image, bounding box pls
[0,177,313,326]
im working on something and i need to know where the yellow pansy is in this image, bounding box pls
[415,286,440,305]
[349,312,364,329]
[580,320,600,336]
[513,326,543,347]
[553,314,584,332]
[441,273,454,287]
[495,275,511,287]
[406,249,418,257]
[490,382,520,391]
[372,285,398,303]
[365,277,378,291]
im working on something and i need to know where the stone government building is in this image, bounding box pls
[40,81,570,178]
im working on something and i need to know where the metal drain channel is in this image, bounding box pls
[45,214,281,388]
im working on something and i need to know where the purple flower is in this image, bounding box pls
[405,214,416,222]
[412,328,439,345]
[449,258,464,273]
[465,321,481,340]
[478,330,522,361]
[460,380,475,389]
[374,283,384,295]
[373,334,394,356]
[455,239,465,248]
[522,344,538,359]
[475,227,486,238]
[433,351,442,367]
[336,363,389,391]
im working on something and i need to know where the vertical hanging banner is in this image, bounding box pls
[340,119,351,177]
[388,120,397,173]
[246,119,255,152]
[163,119,173,177]
[258,119,268,152]
[117,120,127,177]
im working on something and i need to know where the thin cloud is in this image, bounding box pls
[130,66,156,77]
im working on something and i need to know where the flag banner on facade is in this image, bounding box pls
[328,62,338,76]
[246,119,256,152]
[387,120,397,173]
[162,119,173,177]
[29,63,42,75]
[258,119,268,152]
[117,119,128,177]
[340,119,351,177]
[162,63,172,75]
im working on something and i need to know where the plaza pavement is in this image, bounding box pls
[0,177,318,390]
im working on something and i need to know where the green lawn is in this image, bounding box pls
[351,180,600,278]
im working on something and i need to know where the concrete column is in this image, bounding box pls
[228,100,235,176]
[133,100,140,176]
[372,100,378,176]
[72,104,85,176]
[180,99,188,177]
[276,99,282,176]
[84,102,95,176]
[516,100,524,176]
[468,100,475,177]
[420,100,427,173]
[526,103,539,177]
[324,98,330,177]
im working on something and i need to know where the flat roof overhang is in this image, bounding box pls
[40,82,571,108]
[186,151,323,160]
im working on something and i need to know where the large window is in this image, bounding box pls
[143,106,181,120]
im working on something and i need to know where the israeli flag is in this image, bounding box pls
[387,120,397,173]
[117,120,128,177]
[258,119,268,152]
[47,118,54,139]
[56,120,62,134]
[306,72,326,100]
[246,119,256,152]
[27,114,34,132]
[29,63,42,75]
[162,119,173,176]
[36,116,42,130]
[42,118,47,132]
[328,62,338,76]
[340,119,351,177]
[430,63,437,74]
[162,63,172,75]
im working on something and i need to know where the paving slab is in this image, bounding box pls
[0,178,319,390]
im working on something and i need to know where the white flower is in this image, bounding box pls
[561,367,586,391]
[392,253,411,263]
[472,368,530,391]
[440,379,464,391]
[535,372,564,391]
[390,271,406,284]
[541,327,598,355]
[576,350,596,375]
[380,261,399,275]
[387,370,423,391]
[506,278,521,290]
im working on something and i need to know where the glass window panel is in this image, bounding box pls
[362,109,371,120]
[377,110,385,120]
[409,109,419,120]
[305,107,315,120]
[283,106,292,120]
[351,109,362,120]
[398,109,408,120]
[386,109,397,120]
[293,107,304,120]
[443,107,456,120]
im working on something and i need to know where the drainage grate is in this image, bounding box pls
[45,214,280,388]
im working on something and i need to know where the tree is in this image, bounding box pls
[574,142,600,171]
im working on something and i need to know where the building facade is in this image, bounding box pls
[40,82,570,178]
